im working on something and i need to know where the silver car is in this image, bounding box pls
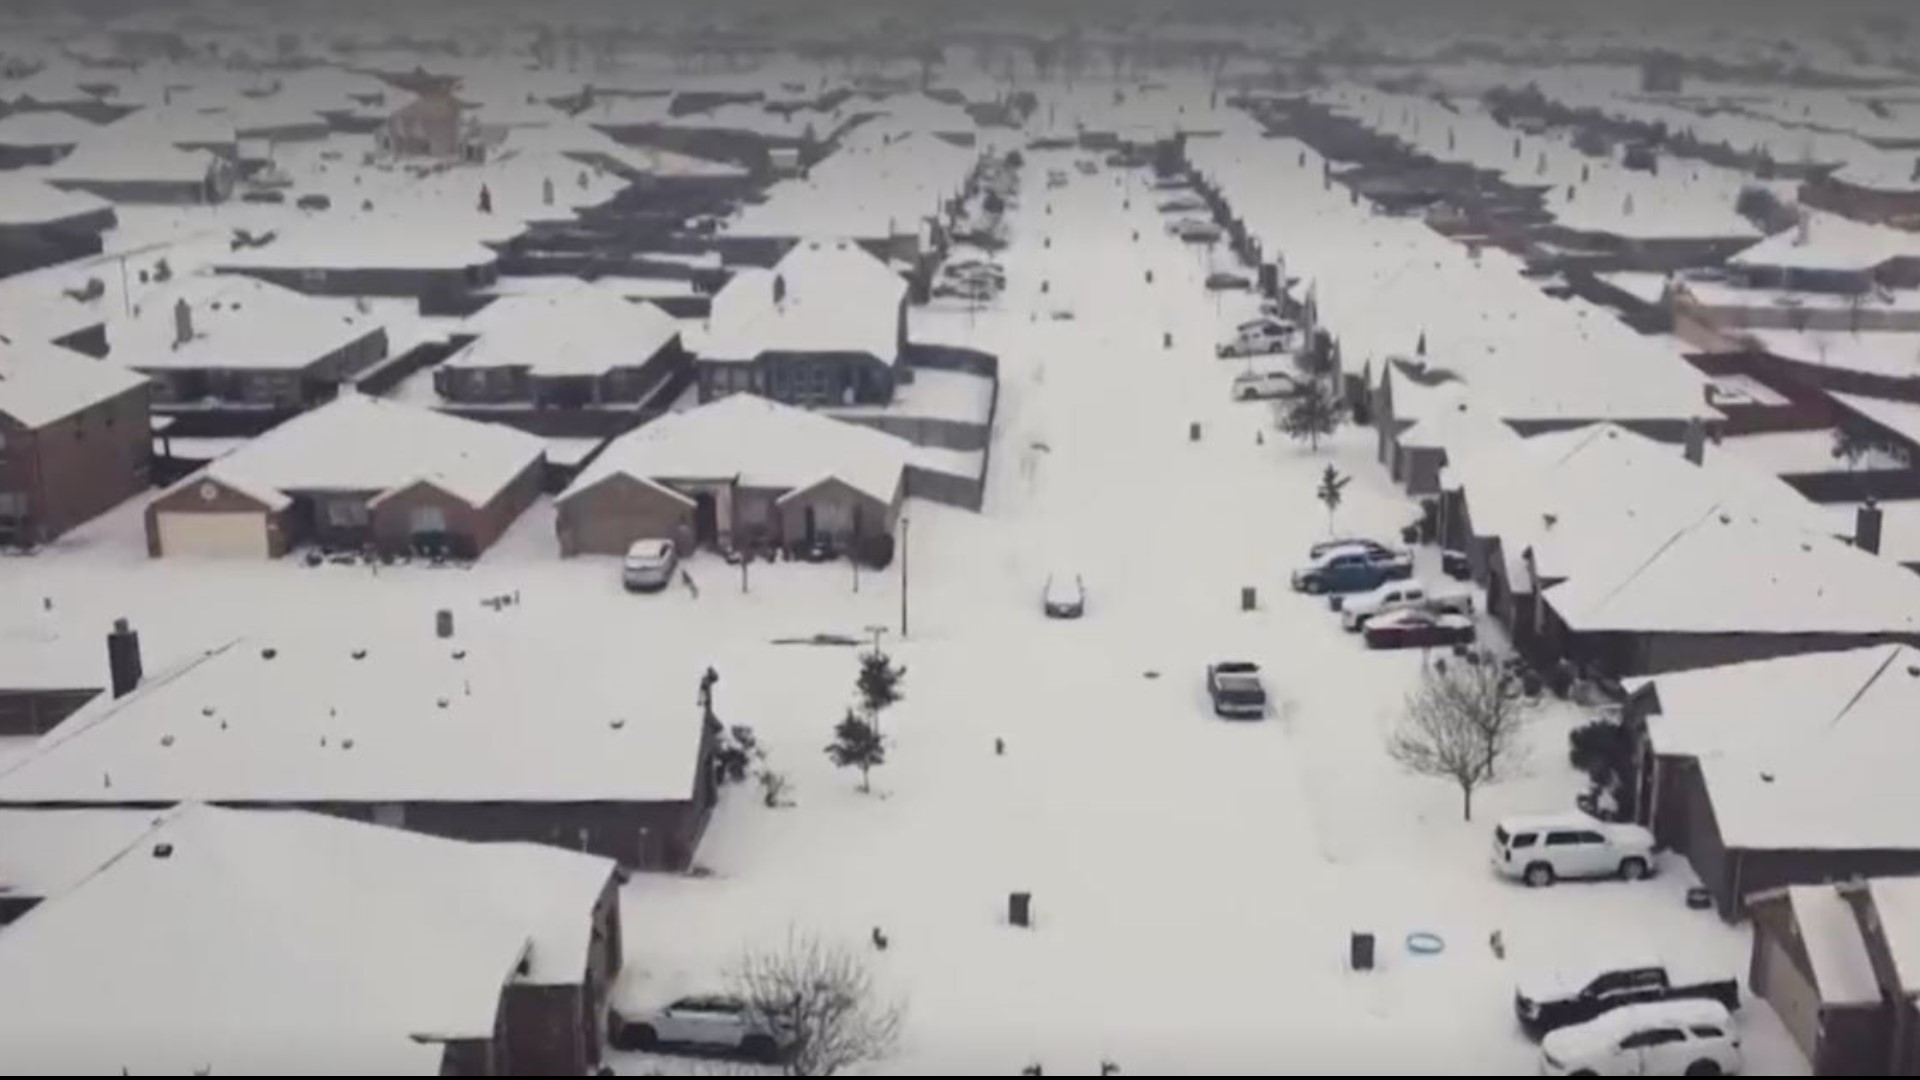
[622,539,678,592]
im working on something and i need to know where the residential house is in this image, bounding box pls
[1443,422,1920,675]
[698,238,910,406]
[0,175,116,277]
[0,623,718,872]
[40,140,235,204]
[1623,646,1920,920]
[436,287,687,409]
[1727,213,1920,296]
[1746,883,1889,1075]
[0,626,105,738]
[1802,168,1920,229]
[214,218,506,300]
[0,804,623,1075]
[0,109,97,168]
[0,343,151,546]
[142,394,542,559]
[109,275,390,410]
[555,392,912,556]
[383,91,484,160]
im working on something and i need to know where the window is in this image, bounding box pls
[1619,1029,1684,1050]
[324,499,370,528]
[1573,830,1606,844]
[1509,833,1538,849]
[1545,831,1588,846]
[409,505,449,535]
[0,492,26,518]
[1689,1026,1724,1039]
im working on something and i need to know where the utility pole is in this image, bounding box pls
[898,516,911,637]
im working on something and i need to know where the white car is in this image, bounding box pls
[1170,219,1223,242]
[1231,369,1299,401]
[1042,571,1086,618]
[1157,193,1206,212]
[607,992,788,1061]
[1541,999,1741,1077]
[1337,581,1473,629]
[1492,812,1657,887]
[622,538,678,592]
[1217,326,1295,359]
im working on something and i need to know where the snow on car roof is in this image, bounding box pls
[450,287,680,378]
[566,393,913,507]
[0,803,613,1073]
[0,340,146,430]
[1543,998,1732,1056]
[1786,885,1881,1006]
[702,239,907,366]
[196,392,543,508]
[0,622,708,805]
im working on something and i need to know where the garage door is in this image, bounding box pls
[1756,934,1822,1062]
[156,512,270,558]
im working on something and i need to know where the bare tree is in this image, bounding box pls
[734,932,904,1077]
[1386,654,1530,821]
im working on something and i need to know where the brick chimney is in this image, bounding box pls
[1856,500,1884,556]
[106,618,143,699]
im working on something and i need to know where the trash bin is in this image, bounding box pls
[1009,891,1032,928]
[1350,932,1375,971]
[1241,587,1257,611]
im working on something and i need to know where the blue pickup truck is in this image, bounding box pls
[1290,544,1415,595]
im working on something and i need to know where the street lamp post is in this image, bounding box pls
[898,516,911,637]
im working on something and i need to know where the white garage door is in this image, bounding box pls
[156,512,269,558]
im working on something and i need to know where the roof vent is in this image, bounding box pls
[261,647,277,660]
[1759,772,1775,783]
[342,738,354,750]
[1718,513,1732,525]
[437,697,449,709]
[452,649,467,660]
[351,648,368,660]
[152,842,174,859]
[201,706,215,718]
[610,717,626,730]
[1907,665,1920,678]
[160,734,174,747]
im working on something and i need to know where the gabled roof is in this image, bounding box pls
[563,393,912,506]
[199,393,542,506]
[43,138,221,183]
[450,287,679,377]
[701,239,906,365]
[110,274,385,373]
[0,803,614,1074]
[0,341,146,429]
[0,174,111,227]
[0,108,98,147]
[1730,212,1920,274]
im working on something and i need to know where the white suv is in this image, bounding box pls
[1541,999,1741,1076]
[1492,813,1656,887]
[608,993,788,1062]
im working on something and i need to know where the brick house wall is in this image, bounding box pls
[369,456,540,558]
[143,473,289,557]
[1,381,151,544]
[142,327,389,409]
[554,472,695,557]
[776,477,898,547]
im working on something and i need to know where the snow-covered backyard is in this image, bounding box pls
[0,136,1808,1074]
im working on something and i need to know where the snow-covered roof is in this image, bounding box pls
[0,108,97,147]
[0,808,164,899]
[1741,329,1920,381]
[0,623,709,804]
[215,215,505,273]
[1786,886,1881,1006]
[109,274,385,373]
[1870,878,1920,994]
[1634,644,1915,760]
[497,121,747,179]
[0,803,613,1074]
[1730,213,1920,274]
[1832,393,1920,450]
[0,341,146,429]
[199,393,542,506]
[450,286,679,377]
[0,173,110,227]
[1545,507,1920,636]
[565,392,913,505]
[727,130,972,241]
[1394,399,1521,453]
[0,622,107,693]
[703,238,906,365]
[43,138,221,183]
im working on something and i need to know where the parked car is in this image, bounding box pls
[1042,571,1086,618]
[1514,955,1741,1039]
[1170,219,1223,242]
[622,538,679,592]
[1493,813,1658,888]
[1362,607,1476,649]
[1230,369,1299,401]
[1206,661,1267,719]
[1205,271,1251,291]
[933,279,998,302]
[295,193,330,211]
[1309,537,1400,561]
[943,259,1005,283]
[240,189,285,204]
[1337,581,1474,629]
[1075,158,1099,175]
[1290,547,1414,595]
[607,993,788,1061]
[1216,326,1295,358]
[1151,174,1191,190]
[1157,194,1206,213]
[1540,999,1741,1077]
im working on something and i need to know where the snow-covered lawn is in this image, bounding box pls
[0,140,1808,1076]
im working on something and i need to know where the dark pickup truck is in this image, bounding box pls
[1514,959,1740,1038]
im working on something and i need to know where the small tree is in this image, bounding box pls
[1277,379,1342,452]
[734,931,904,1077]
[1316,464,1350,535]
[826,710,886,793]
[1386,654,1530,821]
[856,649,906,735]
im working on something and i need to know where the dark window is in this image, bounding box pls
[1544,831,1584,846]
[1620,1028,1684,1050]
[1689,1026,1724,1039]
[1510,833,1539,849]
[1571,830,1606,844]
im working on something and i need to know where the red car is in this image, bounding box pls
[1362,608,1476,650]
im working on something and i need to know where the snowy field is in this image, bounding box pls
[0,147,1808,1075]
